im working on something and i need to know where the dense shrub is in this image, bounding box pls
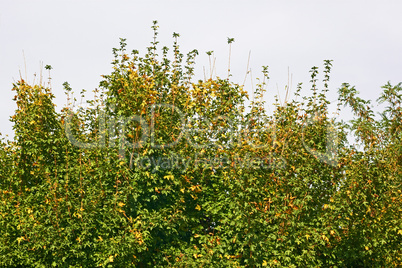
[0,22,401,267]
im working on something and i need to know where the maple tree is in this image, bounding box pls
[0,21,401,267]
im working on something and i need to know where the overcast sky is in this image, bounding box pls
[1,1,402,139]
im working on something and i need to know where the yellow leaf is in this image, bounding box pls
[17,236,25,245]
[164,174,174,180]
[118,202,125,207]
[108,255,114,262]
[322,235,329,242]
[398,230,402,235]
[180,188,185,193]
[274,140,282,147]
[195,204,201,211]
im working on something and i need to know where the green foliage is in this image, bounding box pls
[0,22,401,267]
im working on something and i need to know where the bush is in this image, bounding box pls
[0,21,401,267]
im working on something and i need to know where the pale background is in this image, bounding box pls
[1,0,401,140]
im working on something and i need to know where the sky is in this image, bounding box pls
[1,0,402,140]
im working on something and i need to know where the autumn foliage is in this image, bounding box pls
[0,22,401,267]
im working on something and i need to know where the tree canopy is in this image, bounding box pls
[0,22,401,267]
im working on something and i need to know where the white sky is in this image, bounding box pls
[1,0,402,139]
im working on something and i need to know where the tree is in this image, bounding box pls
[0,21,400,267]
